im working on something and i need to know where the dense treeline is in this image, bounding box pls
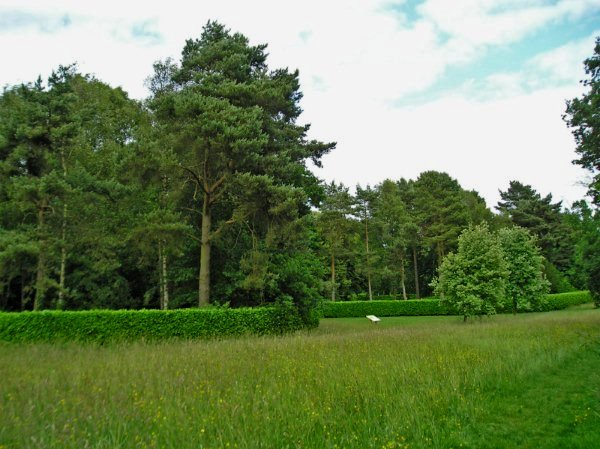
[315,176,597,301]
[1,22,599,315]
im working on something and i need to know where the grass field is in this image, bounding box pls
[1,305,599,449]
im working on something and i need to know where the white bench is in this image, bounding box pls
[366,315,380,323]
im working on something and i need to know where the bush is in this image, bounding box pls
[321,299,453,318]
[0,306,306,343]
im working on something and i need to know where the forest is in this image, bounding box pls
[1,22,599,318]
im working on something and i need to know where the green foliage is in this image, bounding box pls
[434,224,508,319]
[589,265,600,307]
[321,299,453,318]
[315,182,359,301]
[320,292,592,318]
[564,202,600,307]
[535,291,592,311]
[0,306,306,343]
[498,227,549,312]
[543,259,576,293]
[414,171,470,265]
[149,21,334,307]
[496,180,574,274]
[564,36,600,205]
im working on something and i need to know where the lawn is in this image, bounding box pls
[1,305,598,449]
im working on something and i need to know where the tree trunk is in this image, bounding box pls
[57,149,68,310]
[57,203,67,310]
[34,199,47,311]
[158,240,164,309]
[158,175,170,310]
[365,218,373,301]
[1,277,10,310]
[198,194,211,307]
[412,245,420,299]
[331,252,336,302]
[162,247,169,310]
[400,255,407,300]
[436,242,445,267]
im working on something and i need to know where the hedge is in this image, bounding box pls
[0,305,305,343]
[321,291,593,318]
[321,299,454,318]
[534,291,592,312]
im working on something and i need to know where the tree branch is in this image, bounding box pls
[209,171,229,195]
[211,213,249,240]
[177,164,207,194]
[185,231,202,243]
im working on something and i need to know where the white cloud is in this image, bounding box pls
[312,85,589,207]
[446,31,600,100]
[417,0,599,46]
[0,0,598,207]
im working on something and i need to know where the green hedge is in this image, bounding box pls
[0,306,305,343]
[321,291,593,318]
[321,299,454,318]
[535,291,592,312]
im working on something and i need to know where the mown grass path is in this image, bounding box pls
[0,306,598,449]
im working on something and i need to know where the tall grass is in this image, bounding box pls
[1,306,598,449]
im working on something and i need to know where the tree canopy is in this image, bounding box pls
[0,21,596,314]
[564,36,600,206]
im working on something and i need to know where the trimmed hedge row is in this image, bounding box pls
[535,291,592,312]
[321,291,593,318]
[0,306,305,343]
[350,293,421,301]
[321,299,453,318]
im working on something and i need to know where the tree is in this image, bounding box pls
[462,189,495,227]
[564,201,600,307]
[315,182,357,301]
[0,67,148,311]
[498,227,549,313]
[433,224,508,321]
[564,36,600,206]
[496,181,574,287]
[373,180,411,299]
[396,178,422,298]
[148,22,334,306]
[0,79,58,310]
[355,184,377,300]
[414,171,470,266]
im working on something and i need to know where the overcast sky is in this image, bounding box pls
[1,0,599,208]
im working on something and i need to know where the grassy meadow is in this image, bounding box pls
[1,306,599,449]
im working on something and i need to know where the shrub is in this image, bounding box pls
[0,306,306,343]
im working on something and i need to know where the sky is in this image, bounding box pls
[1,0,599,209]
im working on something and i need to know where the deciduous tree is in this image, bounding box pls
[498,227,549,313]
[434,224,508,320]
